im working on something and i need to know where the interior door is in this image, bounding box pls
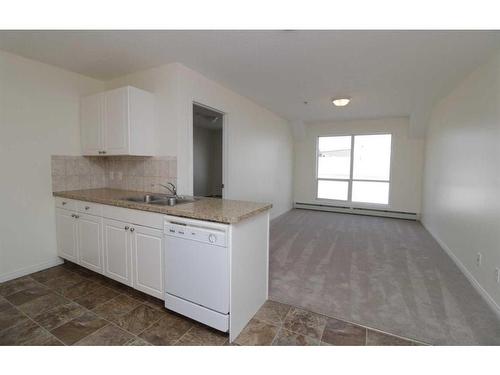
[55,208,78,262]
[192,104,224,198]
[131,225,164,299]
[104,87,129,155]
[77,213,103,273]
[80,93,103,155]
[103,218,132,286]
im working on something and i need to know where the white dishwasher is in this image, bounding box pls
[163,216,230,332]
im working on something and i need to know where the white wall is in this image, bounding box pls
[421,53,500,309]
[107,63,294,219]
[294,117,425,213]
[0,50,104,281]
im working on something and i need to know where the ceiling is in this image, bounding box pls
[1,30,500,132]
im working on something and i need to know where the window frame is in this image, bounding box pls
[315,132,393,207]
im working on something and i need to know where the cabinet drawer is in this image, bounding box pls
[55,197,77,211]
[77,201,103,216]
[102,205,163,230]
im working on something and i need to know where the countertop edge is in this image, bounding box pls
[52,191,272,224]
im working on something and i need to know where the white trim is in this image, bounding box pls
[222,112,229,199]
[421,220,500,319]
[348,134,355,201]
[294,202,419,220]
[266,212,270,300]
[0,257,64,283]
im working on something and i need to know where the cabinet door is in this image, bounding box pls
[77,213,103,273]
[103,218,132,286]
[104,87,129,155]
[131,225,164,299]
[55,208,78,262]
[81,93,103,155]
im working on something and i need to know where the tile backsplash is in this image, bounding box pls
[51,155,177,193]
[51,156,106,192]
[106,156,177,193]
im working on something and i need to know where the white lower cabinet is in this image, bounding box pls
[103,218,132,286]
[55,208,78,262]
[131,225,164,299]
[55,199,165,299]
[77,213,103,273]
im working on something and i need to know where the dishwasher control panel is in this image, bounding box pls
[165,222,227,247]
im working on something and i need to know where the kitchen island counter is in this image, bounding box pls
[53,188,272,224]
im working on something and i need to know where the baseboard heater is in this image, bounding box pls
[294,202,419,220]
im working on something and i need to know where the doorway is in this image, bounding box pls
[192,103,224,198]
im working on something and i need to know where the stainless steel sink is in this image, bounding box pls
[124,194,168,203]
[150,196,198,206]
[123,194,198,206]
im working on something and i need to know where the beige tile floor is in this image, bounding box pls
[0,262,426,346]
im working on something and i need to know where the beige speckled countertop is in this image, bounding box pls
[53,188,272,224]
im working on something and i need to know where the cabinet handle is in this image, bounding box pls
[75,215,80,219]
[62,201,67,205]
[130,227,135,232]
[125,226,130,230]
[101,150,106,154]
[71,214,75,218]
[85,206,90,210]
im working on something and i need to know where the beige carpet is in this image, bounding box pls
[269,209,500,345]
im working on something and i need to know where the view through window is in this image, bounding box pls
[317,134,392,204]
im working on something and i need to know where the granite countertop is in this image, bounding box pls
[53,188,272,224]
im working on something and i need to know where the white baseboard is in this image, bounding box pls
[421,220,500,319]
[0,257,64,283]
[294,202,419,220]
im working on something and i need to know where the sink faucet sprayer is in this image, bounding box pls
[158,182,177,196]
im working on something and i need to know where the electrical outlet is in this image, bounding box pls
[496,268,500,284]
[476,252,482,267]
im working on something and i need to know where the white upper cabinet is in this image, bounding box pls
[104,87,129,155]
[80,86,156,156]
[80,93,104,156]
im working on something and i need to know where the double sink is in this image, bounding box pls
[123,194,198,207]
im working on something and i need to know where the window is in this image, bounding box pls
[317,134,392,205]
[317,136,351,200]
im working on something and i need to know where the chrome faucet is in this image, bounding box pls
[158,182,177,196]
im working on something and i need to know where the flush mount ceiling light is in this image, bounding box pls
[332,98,351,107]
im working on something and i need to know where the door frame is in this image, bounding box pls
[191,101,228,199]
